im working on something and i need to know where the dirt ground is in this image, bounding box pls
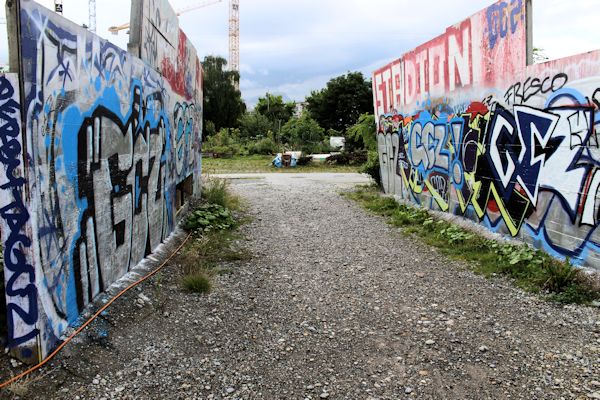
[1,173,599,400]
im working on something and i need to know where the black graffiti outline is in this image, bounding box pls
[44,27,77,89]
[504,73,568,105]
[72,84,167,310]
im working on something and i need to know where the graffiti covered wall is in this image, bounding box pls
[373,0,600,270]
[1,0,202,361]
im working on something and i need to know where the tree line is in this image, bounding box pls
[202,55,380,181]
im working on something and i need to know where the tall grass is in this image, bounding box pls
[177,178,250,294]
[201,177,241,210]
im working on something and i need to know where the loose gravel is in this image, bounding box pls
[1,172,599,400]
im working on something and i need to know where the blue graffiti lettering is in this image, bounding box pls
[487,0,523,49]
[0,75,40,347]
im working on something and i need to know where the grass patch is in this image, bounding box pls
[343,185,600,305]
[182,272,212,294]
[201,177,243,211]
[177,230,251,292]
[4,370,51,397]
[176,178,251,293]
[183,230,252,266]
[202,155,360,174]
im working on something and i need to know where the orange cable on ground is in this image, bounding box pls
[0,232,193,390]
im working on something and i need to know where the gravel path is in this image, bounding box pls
[2,172,600,400]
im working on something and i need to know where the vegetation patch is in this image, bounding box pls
[343,185,600,305]
[177,178,251,294]
[183,204,235,233]
[200,177,236,209]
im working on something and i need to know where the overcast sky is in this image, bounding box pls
[1,0,598,107]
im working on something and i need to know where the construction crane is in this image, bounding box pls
[229,0,239,87]
[108,0,223,34]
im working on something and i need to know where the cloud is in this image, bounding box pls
[532,0,599,60]
[2,0,599,107]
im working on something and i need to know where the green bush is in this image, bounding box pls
[361,150,381,187]
[238,112,272,140]
[184,204,235,232]
[204,120,216,139]
[203,128,243,155]
[346,113,377,151]
[281,115,325,151]
[249,137,279,155]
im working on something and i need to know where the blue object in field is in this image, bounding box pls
[272,154,282,168]
[290,155,297,167]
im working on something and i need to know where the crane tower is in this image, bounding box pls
[229,0,240,87]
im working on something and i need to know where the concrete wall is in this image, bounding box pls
[373,0,600,270]
[1,0,202,362]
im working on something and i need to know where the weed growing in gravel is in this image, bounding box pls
[5,370,50,397]
[201,176,243,211]
[181,231,251,270]
[183,204,235,233]
[176,178,251,293]
[176,230,250,290]
[343,186,600,305]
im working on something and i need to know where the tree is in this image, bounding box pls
[202,56,246,138]
[346,113,380,186]
[532,47,549,63]
[238,112,272,140]
[203,127,242,155]
[345,113,377,151]
[305,72,373,132]
[255,93,295,127]
[280,115,325,154]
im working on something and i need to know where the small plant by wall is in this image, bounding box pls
[184,204,235,232]
[177,178,251,294]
